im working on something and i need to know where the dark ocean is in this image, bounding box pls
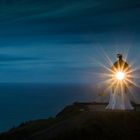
[0,83,99,132]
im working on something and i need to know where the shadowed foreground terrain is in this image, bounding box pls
[1,102,140,140]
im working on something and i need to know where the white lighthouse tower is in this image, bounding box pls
[106,54,134,110]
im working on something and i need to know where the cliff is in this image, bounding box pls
[0,102,140,140]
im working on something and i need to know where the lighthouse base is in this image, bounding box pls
[106,91,134,110]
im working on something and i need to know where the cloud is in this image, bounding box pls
[0,0,140,24]
[0,0,139,39]
[0,54,38,62]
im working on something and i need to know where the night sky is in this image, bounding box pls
[0,0,140,83]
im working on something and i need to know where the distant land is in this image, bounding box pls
[1,102,140,140]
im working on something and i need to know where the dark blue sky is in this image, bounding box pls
[0,0,140,83]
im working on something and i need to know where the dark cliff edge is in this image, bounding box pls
[1,102,140,140]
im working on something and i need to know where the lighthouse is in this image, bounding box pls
[106,54,134,110]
